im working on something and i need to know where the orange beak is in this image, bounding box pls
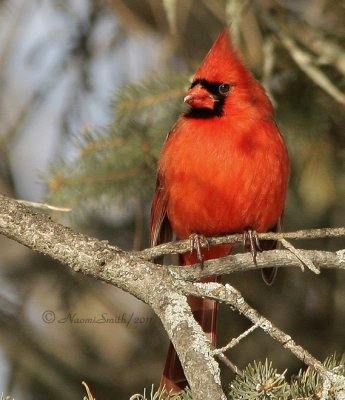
[184,84,215,109]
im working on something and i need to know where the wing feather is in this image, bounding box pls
[150,174,172,252]
[150,124,180,249]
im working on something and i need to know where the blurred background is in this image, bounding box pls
[0,0,344,398]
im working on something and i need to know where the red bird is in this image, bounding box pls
[150,28,289,394]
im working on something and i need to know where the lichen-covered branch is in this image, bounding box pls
[142,246,345,283]
[186,281,345,399]
[137,227,345,260]
[0,194,343,398]
[0,194,225,400]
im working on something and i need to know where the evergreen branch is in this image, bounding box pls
[130,385,193,400]
[117,88,185,110]
[79,137,126,156]
[186,282,345,399]
[113,74,186,112]
[46,74,187,212]
[136,354,345,399]
[228,360,289,399]
[290,354,345,399]
[49,167,143,191]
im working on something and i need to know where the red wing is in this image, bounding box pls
[150,174,173,250]
[150,123,180,249]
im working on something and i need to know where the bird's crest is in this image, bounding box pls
[194,29,251,84]
[194,28,272,115]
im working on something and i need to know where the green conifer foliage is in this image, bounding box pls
[136,354,345,399]
[46,74,188,217]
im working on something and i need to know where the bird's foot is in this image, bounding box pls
[189,233,209,268]
[243,229,262,266]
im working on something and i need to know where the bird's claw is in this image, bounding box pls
[243,229,262,266]
[189,233,209,268]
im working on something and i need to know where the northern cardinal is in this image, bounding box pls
[150,28,289,394]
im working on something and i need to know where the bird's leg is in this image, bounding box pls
[189,233,209,268]
[243,229,262,266]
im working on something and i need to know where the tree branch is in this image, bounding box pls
[145,248,345,283]
[0,194,344,398]
[0,194,225,400]
[137,227,345,260]
[185,282,345,399]
[257,6,345,106]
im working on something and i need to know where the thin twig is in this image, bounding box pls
[262,36,277,107]
[187,281,345,399]
[279,31,345,105]
[82,381,95,400]
[16,199,71,212]
[132,197,143,251]
[138,227,345,260]
[259,10,345,106]
[215,353,243,378]
[288,19,345,76]
[280,237,320,274]
[225,0,250,48]
[212,322,260,355]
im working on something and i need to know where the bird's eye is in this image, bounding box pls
[219,83,231,95]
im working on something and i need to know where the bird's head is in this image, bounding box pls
[184,28,273,120]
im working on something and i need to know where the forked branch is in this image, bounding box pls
[0,194,344,399]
